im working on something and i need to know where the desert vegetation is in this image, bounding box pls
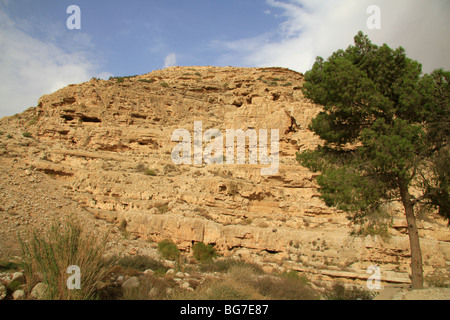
[0,215,378,300]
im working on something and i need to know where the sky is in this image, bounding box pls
[0,0,449,117]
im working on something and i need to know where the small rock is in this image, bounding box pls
[148,287,159,298]
[122,276,139,289]
[175,271,184,278]
[12,289,25,300]
[144,269,154,275]
[181,281,193,291]
[166,269,175,275]
[12,272,25,284]
[0,284,6,300]
[30,283,48,300]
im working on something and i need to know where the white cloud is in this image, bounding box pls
[216,0,450,74]
[0,10,109,118]
[163,53,177,68]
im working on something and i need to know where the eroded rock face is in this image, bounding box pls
[1,66,449,287]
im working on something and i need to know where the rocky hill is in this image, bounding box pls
[0,66,449,291]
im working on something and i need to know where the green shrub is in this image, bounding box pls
[157,239,181,261]
[22,132,32,138]
[117,255,168,273]
[19,216,117,300]
[192,242,217,262]
[0,261,20,271]
[199,258,263,274]
[145,169,157,176]
[160,82,169,87]
[137,79,155,83]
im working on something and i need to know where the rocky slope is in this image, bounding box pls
[0,66,449,291]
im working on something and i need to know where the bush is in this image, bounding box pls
[192,242,217,262]
[22,132,32,138]
[251,274,317,300]
[0,261,20,271]
[117,255,168,274]
[122,274,176,300]
[199,258,263,274]
[19,216,117,300]
[157,239,181,261]
[173,278,263,300]
[145,169,157,176]
[324,282,375,300]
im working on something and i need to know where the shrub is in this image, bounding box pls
[324,282,374,300]
[27,116,39,126]
[137,79,155,83]
[19,216,117,300]
[199,258,262,274]
[122,274,176,300]
[192,242,217,262]
[157,239,181,261]
[0,260,20,271]
[22,132,32,138]
[145,169,157,176]
[117,255,168,273]
[251,274,317,300]
[173,278,263,300]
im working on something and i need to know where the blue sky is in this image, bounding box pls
[0,0,449,117]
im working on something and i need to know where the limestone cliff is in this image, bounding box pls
[0,66,448,288]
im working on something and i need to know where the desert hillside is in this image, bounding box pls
[0,66,449,294]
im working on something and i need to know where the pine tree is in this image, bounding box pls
[297,31,449,289]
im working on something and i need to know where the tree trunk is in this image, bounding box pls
[399,183,424,289]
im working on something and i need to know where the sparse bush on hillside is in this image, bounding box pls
[19,216,117,300]
[192,242,217,262]
[117,255,168,274]
[122,274,176,300]
[157,239,181,261]
[145,169,157,176]
[324,282,375,300]
[198,258,263,274]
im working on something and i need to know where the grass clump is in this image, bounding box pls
[157,239,181,261]
[19,216,117,300]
